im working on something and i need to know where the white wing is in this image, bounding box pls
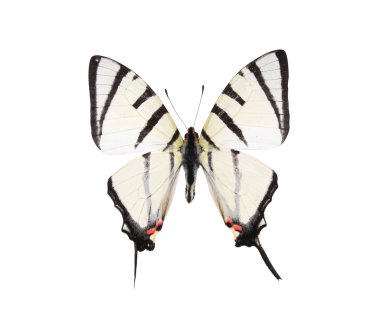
[200,50,289,151]
[108,150,182,251]
[200,148,281,279]
[89,56,183,154]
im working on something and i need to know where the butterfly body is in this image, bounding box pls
[182,127,201,203]
[89,50,289,282]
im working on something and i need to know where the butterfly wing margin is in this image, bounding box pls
[200,148,281,279]
[200,50,289,151]
[108,150,182,251]
[89,56,183,154]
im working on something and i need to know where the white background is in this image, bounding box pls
[1,0,379,315]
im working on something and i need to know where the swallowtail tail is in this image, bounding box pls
[89,50,289,284]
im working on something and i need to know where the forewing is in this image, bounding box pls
[108,150,182,251]
[89,56,183,154]
[200,148,281,279]
[200,50,289,151]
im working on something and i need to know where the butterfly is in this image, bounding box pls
[89,50,289,285]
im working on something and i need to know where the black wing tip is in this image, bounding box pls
[253,49,288,69]
[264,49,287,58]
[90,55,101,64]
[89,56,101,148]
[89,57,99,93]
[90,55,119,64]
[89,55,110,70]
[275,49,287,60]
[273,49,287,56]
[281,128,290,144]
[275,50,289,75]
[89,55,133,74]
[93,138,101,149]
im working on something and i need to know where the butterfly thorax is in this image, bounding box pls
[182,127,201,203]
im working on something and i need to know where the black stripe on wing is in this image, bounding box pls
[169,152,175,175]
[207,151,214,172]
[163,129,180,151]
[247,50,289,142]
[89,56,130,147]
[200,129,220,150]
[211,105,247,146]
[222,83,245,106]
[135,105,168,149]
[132,85,155,109]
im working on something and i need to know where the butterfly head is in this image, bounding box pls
[184,127,199,143]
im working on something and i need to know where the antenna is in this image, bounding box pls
[193,85,204,127]
[165,89,188,130]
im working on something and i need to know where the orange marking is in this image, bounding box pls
[233,224,242,232]
[147,219,164,235]
[225,218,242,232]
[146,228,156,235]
[225,218,233,225]
[156,219,163,228]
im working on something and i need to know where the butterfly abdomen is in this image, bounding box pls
[182,127,201,203]
[90,50,289,283]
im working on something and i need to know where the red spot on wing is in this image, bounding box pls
[156,219,163,231]
[232,224,242,232]
[225,217,242,231]
[146,219,164,235]
[146,228,156,235]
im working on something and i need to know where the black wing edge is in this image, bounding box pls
[275,49,290,143]
[234,171,282,280]
[89,55,132,150]
[246,49,290,144]
[108,175,165,287]
[107,177,156,252]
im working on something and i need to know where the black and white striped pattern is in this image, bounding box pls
[200,149,275,225]
[200,148,281,279]
[200,50,289,151]
[108,151,182,250]
[90,51,289,281]
[89,56,183,154]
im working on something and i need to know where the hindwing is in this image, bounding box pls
[200,148,281,279]
[108,150,182,251]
